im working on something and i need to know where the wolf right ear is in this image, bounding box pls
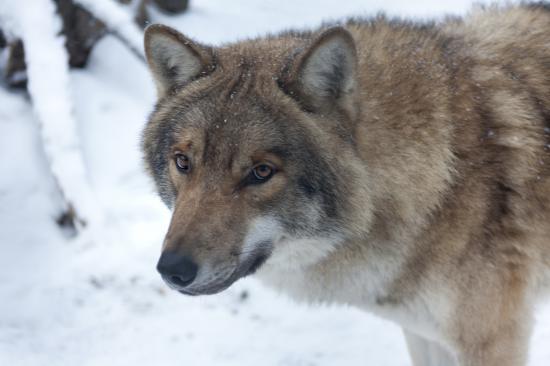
[144,24,214,97]
[285,27,358,114]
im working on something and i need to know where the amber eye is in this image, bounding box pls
[174,153,190,173]
[252,164,274,182]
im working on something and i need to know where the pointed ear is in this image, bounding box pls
[144,24,214,97]
[286,27,358,113]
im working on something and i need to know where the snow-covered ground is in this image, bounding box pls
[1,1,549,365]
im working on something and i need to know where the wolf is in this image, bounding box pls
[141,3,550,365]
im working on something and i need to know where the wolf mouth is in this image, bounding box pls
[244,253,269,276]
[173,250,272,296]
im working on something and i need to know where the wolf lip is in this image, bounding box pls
[178,281,234,296]
[173,254,270,296]
[177,289,198,296]
[244,253,269,276]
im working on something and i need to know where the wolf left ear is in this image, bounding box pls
[285,27,358,114]
[144,24,214,97]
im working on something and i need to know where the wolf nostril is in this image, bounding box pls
[169,273,195,287]
[157,251,198,288]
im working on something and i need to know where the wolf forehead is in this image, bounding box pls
[143,91,337,189]
[141,89,329,202]
[148,103,289,170]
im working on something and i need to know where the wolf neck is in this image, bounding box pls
[352,21,458,235]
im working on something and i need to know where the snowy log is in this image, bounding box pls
[0,0,103,234]
[0,0,189,236]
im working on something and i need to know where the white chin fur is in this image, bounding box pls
[242,215,343,272]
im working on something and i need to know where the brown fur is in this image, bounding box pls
[142,4,550,365]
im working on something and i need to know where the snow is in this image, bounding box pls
[1,1,549,365]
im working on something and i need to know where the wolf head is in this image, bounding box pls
[142,24,372,295]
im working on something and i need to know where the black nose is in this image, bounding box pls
[157,251,198,288]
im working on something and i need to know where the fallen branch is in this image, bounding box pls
[0,0,103,235]
[74,0,146,62]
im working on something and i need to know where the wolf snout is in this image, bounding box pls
[157,251,198,289]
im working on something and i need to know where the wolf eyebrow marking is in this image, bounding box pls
[265,146,292,159]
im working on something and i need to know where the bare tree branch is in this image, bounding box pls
[74,0,146,62]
